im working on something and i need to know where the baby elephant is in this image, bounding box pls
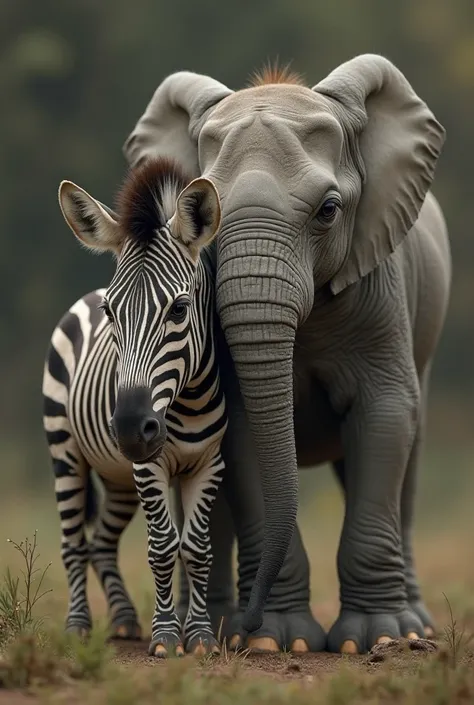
[43,157,227,657]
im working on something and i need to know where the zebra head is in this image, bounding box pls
[58,158,221,464]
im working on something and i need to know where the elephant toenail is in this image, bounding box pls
[291,638,309,653]
[341,640,359,654]
[247,636,280,652]
[376,636,394,645]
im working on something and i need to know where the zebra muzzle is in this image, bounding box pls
[110,387,167,464]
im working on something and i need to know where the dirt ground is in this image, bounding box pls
[110,636,451,679]
[113,637,348,678]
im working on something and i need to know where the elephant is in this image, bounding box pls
[122,54,450,654]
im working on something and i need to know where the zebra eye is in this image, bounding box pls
[168,299,189,324]
[99,301,114,323]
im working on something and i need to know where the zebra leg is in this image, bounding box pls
[89,481,141,640]
[52,451,91,635]
[175,480,235,635]
[133,463,183,658]
[180,453,224,656]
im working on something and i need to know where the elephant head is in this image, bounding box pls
[123,55,445,632]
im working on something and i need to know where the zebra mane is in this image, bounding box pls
[116,157,191,245]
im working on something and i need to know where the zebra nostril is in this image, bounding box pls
[140,417,160,444]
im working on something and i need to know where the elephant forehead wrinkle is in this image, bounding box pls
[206,92,337,152]
[292,109,344,142]
[210,84,328,120]
[261,109,342,143]
[203,113,255,139]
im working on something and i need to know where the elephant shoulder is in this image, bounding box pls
[407,190,451,287]
[407,191,448,255]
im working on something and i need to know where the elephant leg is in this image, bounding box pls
[175,479,236,637]
[332,444,435,641]
[216,343,325,653]
[400,367,435,638]
[327,385,426,654]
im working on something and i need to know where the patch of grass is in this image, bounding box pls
[0,633,63,689]
[325,656,474,705]
[66,652,474,705]
[66,626,115,681]
[0,625,115,689]
[0,532,114,691]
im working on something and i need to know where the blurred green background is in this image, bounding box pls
[0,0,473,524]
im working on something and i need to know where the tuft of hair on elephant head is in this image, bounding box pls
[123,55,445,635]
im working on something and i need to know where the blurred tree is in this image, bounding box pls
[0,0,472,487]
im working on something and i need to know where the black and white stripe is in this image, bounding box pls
[43,164,227,656]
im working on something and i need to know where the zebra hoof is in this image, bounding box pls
[65,624,90,641]
[148,635,185,659]
[110,621,142,641]
[186,634,220,657]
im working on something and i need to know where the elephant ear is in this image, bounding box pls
[123,72,233,176]
[314,54,446,295]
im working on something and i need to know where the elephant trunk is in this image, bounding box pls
[217,237,301,633]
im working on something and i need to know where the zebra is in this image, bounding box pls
[42,157,228,657]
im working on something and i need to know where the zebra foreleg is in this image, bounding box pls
[89,481,141,640]
[175,480,236,636]
[133,463,183,658]
[179,452,224,656]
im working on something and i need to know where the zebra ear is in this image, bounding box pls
[58,181,123,255]
[170,178,221,258]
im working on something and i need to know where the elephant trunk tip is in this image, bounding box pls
[242,604,264,634]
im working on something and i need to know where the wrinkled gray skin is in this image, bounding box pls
[123,55,451,653]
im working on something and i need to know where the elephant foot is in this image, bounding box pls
[327,607,425,654]
[148,633,185,658]
[409,598,436,638]
[110,618,142,641]
[228,610,326,653]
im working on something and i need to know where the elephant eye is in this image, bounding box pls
[316,197,341,225]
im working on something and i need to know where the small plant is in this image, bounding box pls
[279,647,293,664]
[0,531,51,643]
[442,592,473,668]
[68,625,115,681]
[198,616,250,669]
